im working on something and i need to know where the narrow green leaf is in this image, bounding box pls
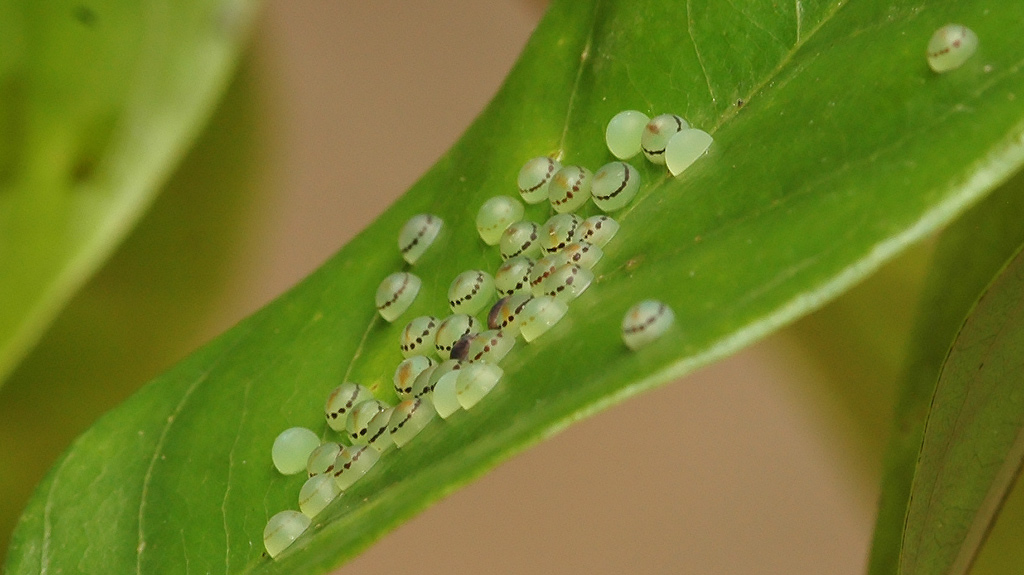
[868,171,1024,575]
[897,235,1024,574]
[0,0,259,384]
[9,1,1024,574]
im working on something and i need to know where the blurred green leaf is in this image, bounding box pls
[0,50,270,565]
[892,227,1024,575]
[868,172,1024,575]
[779,240,932,479]
[8,0,1024,573]
[0,0,259,385]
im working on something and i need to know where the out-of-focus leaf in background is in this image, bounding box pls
[0,50,271,564]
[0,0,260,385]
[869,174,1024,575]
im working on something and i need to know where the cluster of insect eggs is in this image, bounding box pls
[263,108,696,558]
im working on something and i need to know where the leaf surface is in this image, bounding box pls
[9,1,1024,574]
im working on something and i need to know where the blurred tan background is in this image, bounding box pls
[0,1,880,572]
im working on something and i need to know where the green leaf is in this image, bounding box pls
[0,0,259,385]
[0,50,270,565]
[868,171,1024,575]
[895,227,1024,575]
[9,0,1024,573]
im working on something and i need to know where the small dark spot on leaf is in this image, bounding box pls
[73,5,97,26]
[736,99,745,108]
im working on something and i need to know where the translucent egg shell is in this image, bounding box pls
[410,364,438,398]
[400,315,439,358]
[605,110,651,159]
[499,220,542,260]
[494,256,535,297]
[333,444,380,490]
[264,510,310,558]
[306,442,343,477]
[389,397,436,448]
[448,270,496,315]
[537,263,594,303]
[346,399,391,445]
[432,373,463,419]
[375,272,422,322]
[539,213,582,254]
[518,295,569,342]
[528,254,569,296]
[394,355,436,399]
[324,382,374,432]
[591,161,641,212]
[621,299,675,350]
[398,214,443,264]
[580,215,620,248]
[517,157,562,204]
[435,314,481,359]
[641,114,688,164]
[298,474,341,518]
[465,329,516,364]
[272,427,321,475]
[456,363,504,409]
[487,292,534,332]
[560,240,603,270]
[927,24,979,73]
[548,165,593,214]
[665,129,713,176]
[476,196,525,245]
[428,359,465,393]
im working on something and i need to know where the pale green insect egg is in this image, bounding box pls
[580,215,619,248]
[375,272,421,322]
[448,270,496,315]
[298,474,341,518]
[561,240,603,270]
[324,382,374,432]
[389,397,436,448]
[333,444,380,490]
[606,110,650,159]
[665,129,713,176]
[641,114,688,164]
[621,299,675,350]
[528,253,569,296]
[538,263,594,304]
[455,363,504,409]
[264,510,310,558]
[927,24,978,73]
[398,214,443,264]
[488,292,533,332]
[272,427,320,475]
[499,220,542,260]
[427,359,464,394]
[434,314,480,359]
[410,363,438,399]
[431,372,463,419]
[494,255,535,297]
[400,315,439,358]
[346,399,391,446]
[394,355,436,399]
[548,165,593,214]
[465,329,516,364]
[517,157,562,204]
[591,161,640,212]
[518,295,569,342]
[539,213,582,254]
[476,196,525,245]
[306,442,342,477]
